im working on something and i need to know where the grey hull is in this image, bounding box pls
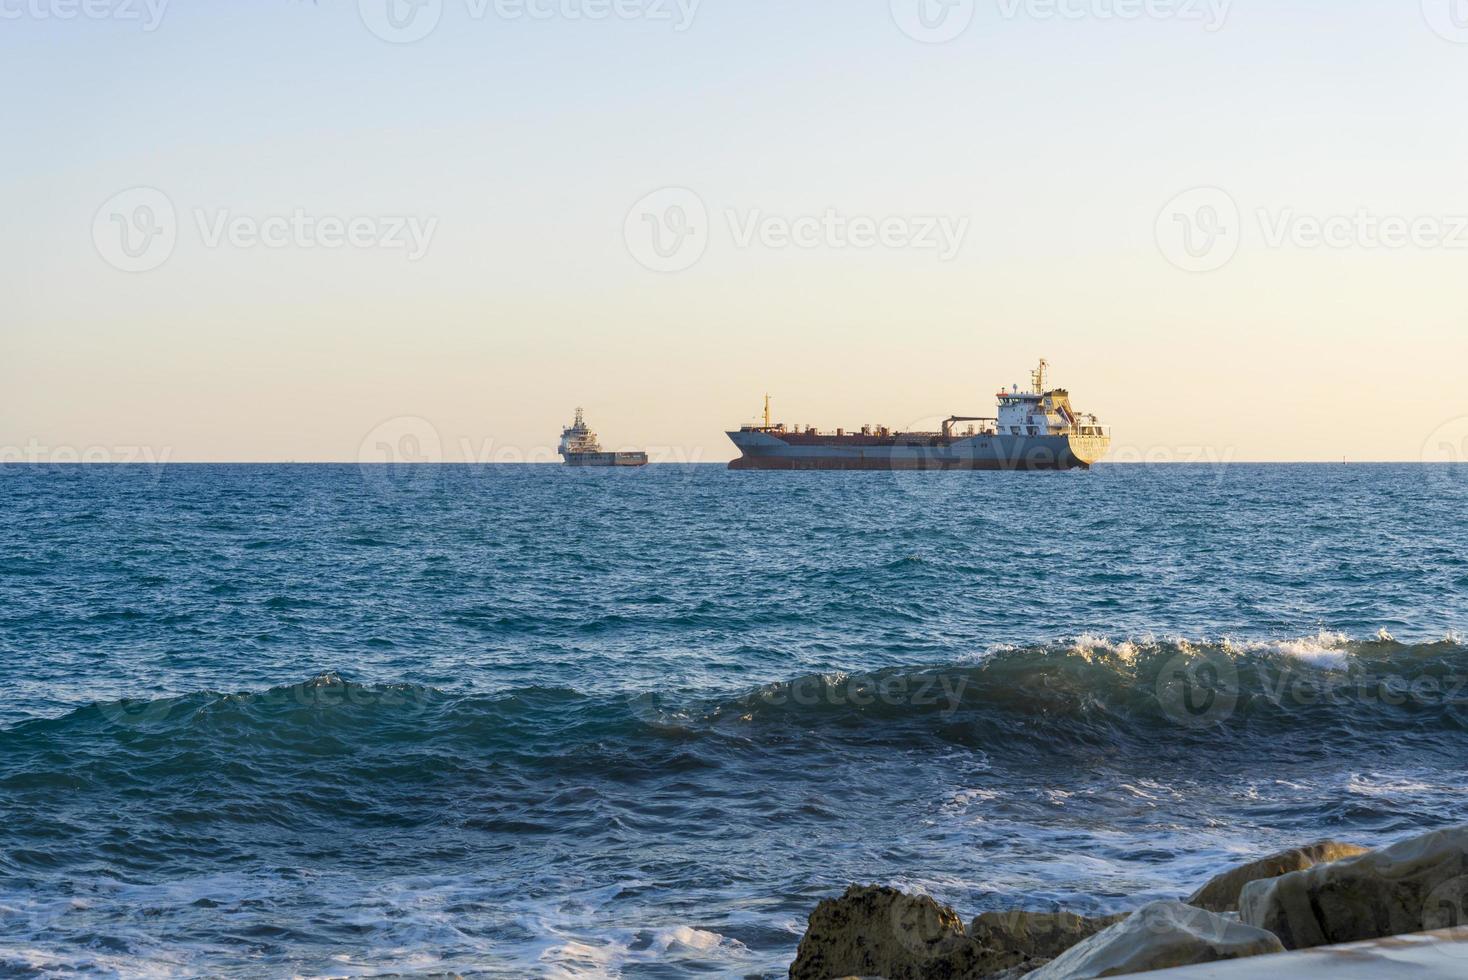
[726,431,1109,471]
[563,452,649,467]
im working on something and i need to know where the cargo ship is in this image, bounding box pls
[726,360,1110,471]
[559,408,649,467]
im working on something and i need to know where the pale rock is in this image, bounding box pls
[1239,824,1468,950]
[1186,840,1370,913]
[1022,900,1285,979]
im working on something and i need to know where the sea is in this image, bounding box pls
[1,463,1466,978]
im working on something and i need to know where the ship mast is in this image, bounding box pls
[763,394,772,430]
[1031,359,1049,395]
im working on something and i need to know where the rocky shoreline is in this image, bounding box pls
[789,825,1468,979]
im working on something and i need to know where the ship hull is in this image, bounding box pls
[726,431,1108,471]
[563,452,649,467]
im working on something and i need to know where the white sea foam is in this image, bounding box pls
[1346,772,1462,799]
[950,787,1003,803]
[964,642,1016,664]
[966,629,1439,671]
[540,937,632,979]
[539,925,747,979]
[505,876,754,980]
[1068,633,1144,663]
[649,925,727,952]
[1221,630,1354,669]
[940,787,1005,821]
[1273,778,1311,790]
[1118,780,1178,803]
[0,947,192,978]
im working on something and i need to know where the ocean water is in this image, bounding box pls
[1,463,1466,978]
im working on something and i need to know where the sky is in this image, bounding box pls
[3,0,1467,463]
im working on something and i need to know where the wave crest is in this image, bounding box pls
[690,634,1468,748]
[8,634,1466,757]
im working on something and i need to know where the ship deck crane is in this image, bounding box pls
[942,416,997,439]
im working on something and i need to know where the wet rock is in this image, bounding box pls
[969,910,1127,966]
[1186,840,1371,913]
[789,885,996,980]
[1239,824,1468,950]
[1021,900,1285,979]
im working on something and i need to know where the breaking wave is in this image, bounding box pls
[8,634,1466,763]
[3,633,1466,978]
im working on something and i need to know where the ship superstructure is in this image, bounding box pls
[726,360,1109,471]
[559,408,649,467]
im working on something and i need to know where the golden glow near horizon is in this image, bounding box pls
[3,4,1466,465]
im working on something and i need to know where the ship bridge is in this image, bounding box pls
[995,360,1110,439]
[559,407,604,456]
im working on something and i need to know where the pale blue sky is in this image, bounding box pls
[4,1,1467,461]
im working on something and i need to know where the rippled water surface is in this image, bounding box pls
[2,464,1466,977]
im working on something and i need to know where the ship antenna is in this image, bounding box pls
[1032,359,1049,394]
[764,394,771,430]
[575,406,584,427]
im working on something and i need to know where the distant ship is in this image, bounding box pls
[559,408,649,467]
[727,360,1110,471]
